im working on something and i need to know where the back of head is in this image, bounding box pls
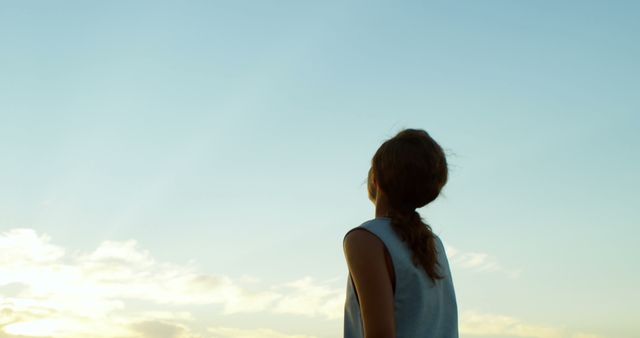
[370,128,448,281]
[372,129,448,210]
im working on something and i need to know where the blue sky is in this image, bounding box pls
[1,1,638,338]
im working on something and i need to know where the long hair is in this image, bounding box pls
[369,128,448,281]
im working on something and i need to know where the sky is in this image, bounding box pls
[0,1,638,337]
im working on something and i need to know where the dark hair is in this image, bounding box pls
[369,128,448,281]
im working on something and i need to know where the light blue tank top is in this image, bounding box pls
[344,217,458,338]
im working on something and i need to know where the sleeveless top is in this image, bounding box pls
[343,217,458,338]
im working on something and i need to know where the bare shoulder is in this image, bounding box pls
[343,228,385,258]
[343,228,396,336]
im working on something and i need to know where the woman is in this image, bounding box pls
[343,128,458,338]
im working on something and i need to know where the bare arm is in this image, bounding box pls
[344,229,396,338]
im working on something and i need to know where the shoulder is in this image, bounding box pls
[344,228,383,250]
[343,218,395,253]
[343,218,384,248]
[343,228,387,267]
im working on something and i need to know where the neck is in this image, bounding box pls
[375,201,391,218]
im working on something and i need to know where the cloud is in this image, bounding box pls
[444,243,521,278]
[271,277,344,320]
[0,229,64,265]
[460,311,605,338]
[207,327,316,338]
[0,228,602,338]
[130,320,201,338]
[0,228,339,338]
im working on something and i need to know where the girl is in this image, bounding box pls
[343,128,458,338]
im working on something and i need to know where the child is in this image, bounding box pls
[343,128,458,338]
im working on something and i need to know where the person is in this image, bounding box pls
[343,128,458,338]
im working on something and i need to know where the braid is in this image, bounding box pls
[389,209,442,281]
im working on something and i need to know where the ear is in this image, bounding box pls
[367,167,377,203]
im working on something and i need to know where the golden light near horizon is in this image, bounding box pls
[0,228,343,338]
[0,228,608,338]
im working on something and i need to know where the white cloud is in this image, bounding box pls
[272,277,344,320]
[444,243,521,278]
[460,311,605,338]
[129,320,202,338]
[0,228,602,338]
[208,327,316,338]
[0,228,339,338]
[0,229,64,265]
